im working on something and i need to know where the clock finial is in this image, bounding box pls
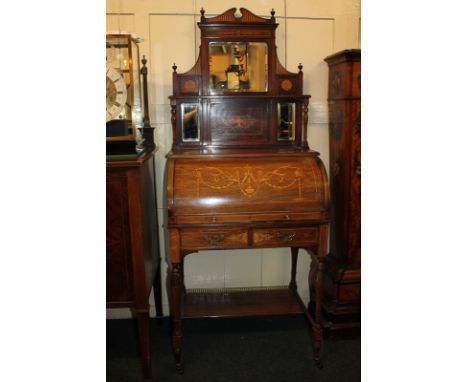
[172,63,177,73]
[200,8,206,22]
[141,55,148,76]
[270,9,276,21]
[140,55,155,148]
[298,63,303,72]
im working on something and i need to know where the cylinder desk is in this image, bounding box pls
[165,8,330,373]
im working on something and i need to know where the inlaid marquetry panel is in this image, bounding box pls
[281,79,293,91]
[180,228,248,250]
[208,101,270,145]
[170,155,328,216]
[252,227,318,248]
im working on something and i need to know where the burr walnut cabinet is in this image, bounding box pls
[165,8,330,373]
[324,49,361,333]
[106,150,162,382]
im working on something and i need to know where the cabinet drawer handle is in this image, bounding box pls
[203,234,225,245]
[275,232,296,241]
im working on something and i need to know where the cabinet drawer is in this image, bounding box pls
[181,228,248,250]
[252,227,318,247]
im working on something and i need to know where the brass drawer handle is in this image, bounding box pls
[275,232,296,241]
[203,234,225,245]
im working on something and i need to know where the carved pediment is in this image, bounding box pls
[200,7,276,24]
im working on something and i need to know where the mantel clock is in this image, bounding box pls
[106,33,144,155]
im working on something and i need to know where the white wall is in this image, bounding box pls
[106,0,361,318]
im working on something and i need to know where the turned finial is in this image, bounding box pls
[298,63,303,72]
[270,9,276,21]
[172,63,177,73]
[200,8,206,21]
[141,55,148,75]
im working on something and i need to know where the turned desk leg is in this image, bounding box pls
[170,262,184,374]
[289,247,299,291]
[134,308,153,381]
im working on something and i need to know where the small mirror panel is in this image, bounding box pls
[277,103,295,141]
[181,103,200,141]
[209,42,268,92]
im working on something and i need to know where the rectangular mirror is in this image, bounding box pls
[209,42,268,92]
[277,103,295,141]
[181,103,200,142]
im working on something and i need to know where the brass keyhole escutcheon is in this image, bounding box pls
[275,232,296,241]
[203,234,225,245]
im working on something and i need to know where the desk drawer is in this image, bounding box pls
[252,227,318,247]
[181,228,248,250]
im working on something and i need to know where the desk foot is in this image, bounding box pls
[312,327,323,369]
[172,336,183,374]
[176,364,184,374]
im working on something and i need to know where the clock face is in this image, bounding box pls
[106,66,127,122]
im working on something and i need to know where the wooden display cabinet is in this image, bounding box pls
[323,49,361,334]
[165,8,330,373]
[106,150,163,382]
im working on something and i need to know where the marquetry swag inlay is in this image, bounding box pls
[194,165,314,197]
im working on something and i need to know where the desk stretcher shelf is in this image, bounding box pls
[183,286,304,318]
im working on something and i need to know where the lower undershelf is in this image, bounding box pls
[182,286,304,318]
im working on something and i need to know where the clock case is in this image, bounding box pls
[106,34,153,156]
